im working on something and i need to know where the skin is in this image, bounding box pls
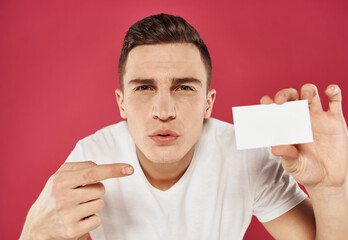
[115,43,216,190]
[260,85,348,239]
[19,162,134,240]
[20,43,348,239]
[19,43,217,240]
[116,43,348,239]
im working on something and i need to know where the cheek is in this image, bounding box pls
[125,96,152,117]
[177,99,206,145]
[176,96,207,117]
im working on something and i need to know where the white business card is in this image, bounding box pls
[232,100,313,150]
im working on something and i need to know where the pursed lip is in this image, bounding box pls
[149,129,180,145]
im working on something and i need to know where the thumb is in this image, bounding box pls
[271,145,300,173]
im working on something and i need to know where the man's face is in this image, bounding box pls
[115,43,216,164]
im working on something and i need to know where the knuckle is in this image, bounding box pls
[62,162,73,168]
[54,192,73,211]
[55,197,67,211]
[83,169,98,183]
[63,225,78,239]
[51,172,65,185]
[60,209,75,224]
[48,173,59,185]
[85,160,97,166]
[56,162,70,172]
[50,173,66,192]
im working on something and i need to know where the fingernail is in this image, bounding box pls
[330,86,336,94]
[122,166,134,175]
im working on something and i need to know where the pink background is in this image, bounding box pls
[1,0,347,239]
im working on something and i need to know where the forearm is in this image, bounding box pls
[19,212,50,240]
[307,183,348,240]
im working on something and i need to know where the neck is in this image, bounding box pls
[135,146,195,191]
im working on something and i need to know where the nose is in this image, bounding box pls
[152,89,176,121]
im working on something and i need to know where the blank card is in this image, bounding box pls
[232,100,313,150]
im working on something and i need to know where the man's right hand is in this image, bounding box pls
[19,161,134,240]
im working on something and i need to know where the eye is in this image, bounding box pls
[178,85,193,91]
[135,85,152,91]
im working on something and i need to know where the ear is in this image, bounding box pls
[115,89,127,119]
[204,89,216,119]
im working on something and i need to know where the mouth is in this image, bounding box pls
[149,129,179,145]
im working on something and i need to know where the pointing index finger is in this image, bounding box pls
[56,161,97,173]
[70,163,134,188]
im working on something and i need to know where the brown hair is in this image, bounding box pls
[118,13,212,91]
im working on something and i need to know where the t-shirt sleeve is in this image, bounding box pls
[250,147,308,223]
[65,140,88,163]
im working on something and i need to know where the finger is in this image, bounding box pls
[260,95,274,104]
[76,214,101,238]
[272,145,299,173]
[73,183,105,204]
[271,145,299,160]
[325,84,342,114]
[274,88,299,104]
[57,161,97,173]
[74,198,105,222]
[70,163,134,188]
[300,84,323,112]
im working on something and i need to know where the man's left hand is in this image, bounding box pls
[260,84,348,194]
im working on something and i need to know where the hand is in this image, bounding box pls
[20,161,134,240]
[260,84,348,193]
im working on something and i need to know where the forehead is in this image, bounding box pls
[123,43,207,85]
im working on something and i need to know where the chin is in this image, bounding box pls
[145,149,184,164]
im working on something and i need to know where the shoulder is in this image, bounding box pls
[67,121,132,164]
[202,117,235,141]
[78,121,129,147]
[203,117,235,131]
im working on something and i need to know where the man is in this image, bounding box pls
[20,13,348,240]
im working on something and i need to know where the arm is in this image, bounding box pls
[260,84,348,240]
[19,161,134,240]
[306,184,348,240]
[262,198,316,240]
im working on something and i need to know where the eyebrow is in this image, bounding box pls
[173,78,202,86]
[128,77,202,86]
[128,79,155,85]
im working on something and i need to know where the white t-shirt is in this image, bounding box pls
[66,118,307,240]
